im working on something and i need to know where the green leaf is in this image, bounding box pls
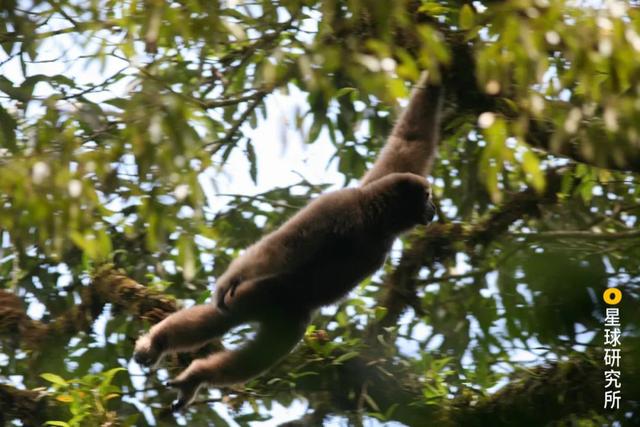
[45,421,71,427]
[333,351,360,364]
[195,289,211,304]
[374,306,388,321]
[103,98,129,110]
[308,118,323,143]
[246,139,258,184]
[0,104,17,152]
[522,149,545,192]
[94,228,113,262]
[0,76,18,99]
[0,20,14,55]
[363,393,381,411]
[459,5,474,30]
[335,87,357,98]
[41,373,68,386]
[177,233,196,281]
[101,367,125,386]
[480,116,509,202]
[418,2,449,15]
[19,74,49,102]
[336,311,348,327]
[579,180,595,202]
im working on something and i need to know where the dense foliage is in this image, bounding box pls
[0,0,639,425]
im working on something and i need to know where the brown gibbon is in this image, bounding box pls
[134,73,443,410]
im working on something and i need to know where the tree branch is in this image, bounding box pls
[0,383,48,426]
[451,355,604,427]
[205,90,270,154]
[0,267,177,351]
[512,229,640,241]
[441,31,640,174]
[369,173,561,336]
[268,347,610,427]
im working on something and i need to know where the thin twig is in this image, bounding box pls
[511,229,640,241]
[205,90,269,153]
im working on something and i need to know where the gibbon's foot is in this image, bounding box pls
[133,334,162,367]
[166,377,201,411]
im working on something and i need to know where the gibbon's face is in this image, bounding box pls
[421,188,437,225]
[409,180,435,225]
[386,173,436,229]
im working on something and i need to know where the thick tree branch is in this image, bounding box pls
[1,340,628,427]
[268,348,611,427]
[0,267,177,351]
[0,383,48,427]
[451,355,604,427]
[441,32,640,174]
[369,172,561,336]
[91,267,178,323]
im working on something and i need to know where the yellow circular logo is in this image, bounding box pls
[603,288,622,305]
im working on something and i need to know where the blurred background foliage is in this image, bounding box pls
[0,0,639,425]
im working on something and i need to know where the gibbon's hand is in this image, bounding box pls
[133,333,161,368]
[166,377,201,412]
[215,276,242,313]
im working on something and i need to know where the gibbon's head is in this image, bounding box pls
[365,172,436,232]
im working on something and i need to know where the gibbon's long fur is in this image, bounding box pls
[134,73,443,410]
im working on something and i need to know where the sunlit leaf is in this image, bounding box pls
[459,5,475,30]
[41,373,68,386]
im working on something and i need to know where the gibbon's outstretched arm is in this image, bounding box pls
[134,72,443,410]
[361,72,443,186]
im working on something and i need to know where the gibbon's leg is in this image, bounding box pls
[135,275,293,367]
[360,72,444,186]
[134,304,240,367]
[167,310,310,410]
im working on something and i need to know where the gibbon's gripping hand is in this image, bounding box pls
[166,376,202,412]
[215,276,242,313]
[133,333,162,368]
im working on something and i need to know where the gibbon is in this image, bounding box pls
[134,73,443,410]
